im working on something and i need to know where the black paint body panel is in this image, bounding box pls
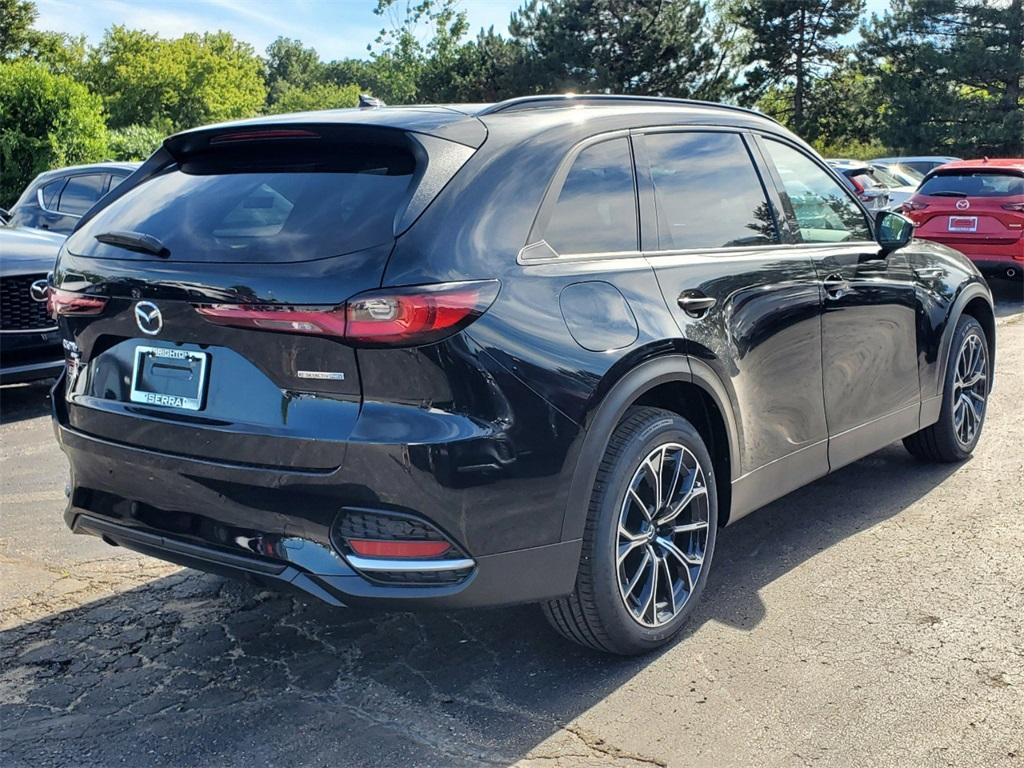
[50,102,993,609]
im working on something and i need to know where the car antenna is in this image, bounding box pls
[359,94,385,109]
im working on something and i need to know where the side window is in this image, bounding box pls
[58,174,107,216]
[762,140,872,243]
[645,131,778,250]
[40,179,66,210]
[108,173,129,191]
[543,137,637,254]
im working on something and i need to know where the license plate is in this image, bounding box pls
[130,345,208,411]
[948,216,978,233]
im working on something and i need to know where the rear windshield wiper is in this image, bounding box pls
[928,191,969,197]
[94,230,169,257]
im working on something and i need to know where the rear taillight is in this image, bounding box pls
[898,201,929,213]
[345,281,499,346]
[48,289,107,318]
[196,305,346,336]
[194,280,499,347]
[1001,202,1024,212]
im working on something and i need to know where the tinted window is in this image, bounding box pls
[108,173,130,191]
[40,179,65,209]
[543,138,636,254]
[918,171,1024,198]
[646,132,778,249]
[68,144,416,263]
[59,174,106,215]
[764,140,872,243]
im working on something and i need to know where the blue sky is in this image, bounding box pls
[35,0,891,62]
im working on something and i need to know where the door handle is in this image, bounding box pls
[677,292,717,317]
[914,267,946,280]
[822,274,850,299]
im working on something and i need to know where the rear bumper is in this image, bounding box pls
[1,357,64,384]
[53,373,582,609]
[0,331,63,384]
[67,508,581,609]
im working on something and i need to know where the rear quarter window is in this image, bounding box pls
[541,138,637,255]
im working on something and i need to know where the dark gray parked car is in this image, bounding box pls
[0,223,65,383]
[7,162,140,234]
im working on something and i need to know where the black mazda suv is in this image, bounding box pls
[51,95,995,654]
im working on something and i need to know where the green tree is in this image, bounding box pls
[732,0,864,134]
[862,0,1023,156]
[267,82,362,113]
[0,0,36,59]
[87,26,266,131]
[508,0,738,100]
[367,0,469,103]
[264,37,324,106]
[108,124,165,160]
[0,59,109,206]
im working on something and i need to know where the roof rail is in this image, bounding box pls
[477,94,779,124]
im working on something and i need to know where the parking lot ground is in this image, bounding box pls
[1,281,1021,768]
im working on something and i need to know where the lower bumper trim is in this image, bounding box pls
[346,554,476,572]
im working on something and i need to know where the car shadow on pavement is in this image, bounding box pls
[0,379,56,425]
[0,443,962,768]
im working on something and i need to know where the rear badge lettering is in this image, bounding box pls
[297,370,346,381]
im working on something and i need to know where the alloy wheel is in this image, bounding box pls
[616,443,710,628]
[952,333,987,447]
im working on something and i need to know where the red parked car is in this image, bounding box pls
[901,159,1024,280]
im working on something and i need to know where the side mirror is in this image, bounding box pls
[876,210,914,254]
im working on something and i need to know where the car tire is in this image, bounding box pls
[904,315,989,463]
[542,406,718,655]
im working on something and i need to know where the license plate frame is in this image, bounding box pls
[948,215,978,233]
[129,345,209,412]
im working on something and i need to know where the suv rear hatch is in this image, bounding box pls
[54,114,483,469]
[908,168,1024,254]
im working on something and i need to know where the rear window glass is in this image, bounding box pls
[68,143,416,263]
[919,172,1024,198]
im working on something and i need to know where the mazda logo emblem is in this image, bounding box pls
[955,199,970,210]
[29,279,49,302]
[135,301,163,335]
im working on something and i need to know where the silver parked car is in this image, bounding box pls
[870,156,961,176]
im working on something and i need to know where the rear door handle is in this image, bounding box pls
[677,292,717,317]
[822,274,850,299]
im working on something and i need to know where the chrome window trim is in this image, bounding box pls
[345,554,476,572]
[36,172,111,218]
[519,238,879,266]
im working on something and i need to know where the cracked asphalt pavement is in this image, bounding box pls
[1,282,1021,768]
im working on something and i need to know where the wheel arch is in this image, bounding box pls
[937,282,996,396]
[560,353,741,544]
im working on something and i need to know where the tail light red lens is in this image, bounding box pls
[898,201,929,213]
[347,539,452,558]
[48,289,107,318]
[345,280,499,346]
[194,280,499,347]
[209,129,320,144]
[196,305,346,336]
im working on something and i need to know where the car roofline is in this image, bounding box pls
[475,94,780,124]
